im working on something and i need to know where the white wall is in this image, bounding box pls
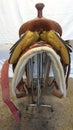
[0,0,73,44]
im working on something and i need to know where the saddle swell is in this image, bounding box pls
[19,3,62,37]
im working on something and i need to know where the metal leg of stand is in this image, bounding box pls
[26,53,53,112]
[30,57,35,103]
[37,54,41,106]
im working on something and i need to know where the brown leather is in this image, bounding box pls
[19,3,62,36]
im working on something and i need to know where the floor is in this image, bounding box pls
[0,78,73,130]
